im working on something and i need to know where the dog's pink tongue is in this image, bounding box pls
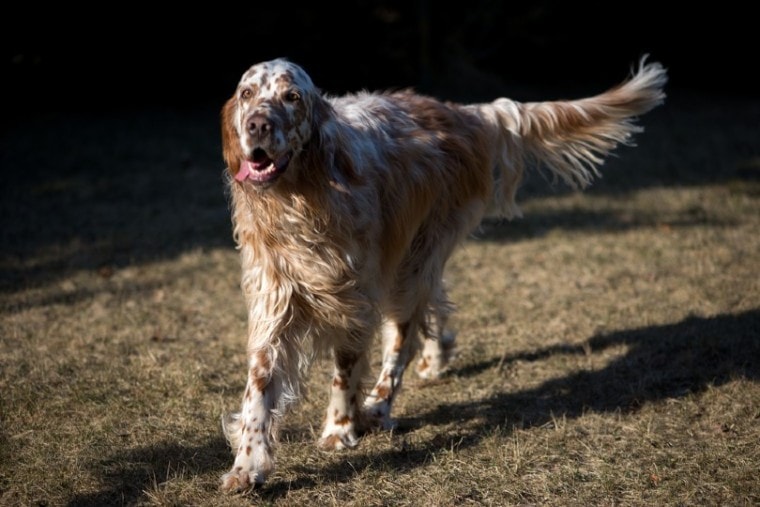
[235,160,254,182]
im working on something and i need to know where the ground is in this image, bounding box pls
[1,88,758,506]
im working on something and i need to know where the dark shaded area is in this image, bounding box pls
[2,3,758,295]
[0,108,232,295]
[2,2,757,115]
[415,310,760,432]
[473,201,741,243]
[66,436,230,507]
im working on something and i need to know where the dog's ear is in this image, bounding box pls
[221,96,243,178]
[307,97,360,185]
[302,96,332,170]
[309,94,331,140]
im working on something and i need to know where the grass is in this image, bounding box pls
[1,92,759,506]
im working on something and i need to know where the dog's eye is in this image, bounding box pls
[284,90,301,103]
[241,88,252,100]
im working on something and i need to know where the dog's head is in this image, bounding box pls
[221,58,324,188]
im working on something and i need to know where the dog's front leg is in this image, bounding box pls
[319,347,368,450]
[220,348,280,492]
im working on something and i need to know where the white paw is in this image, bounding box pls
[318,427,359,450]
[415,355,441,379]
[362,401,397,431]
[416,330,457,379]
[220,467,267,492]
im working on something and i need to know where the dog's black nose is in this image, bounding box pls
[246,114,271,138]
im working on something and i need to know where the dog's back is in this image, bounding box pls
[326,90,497,281]
[322,58,667,272]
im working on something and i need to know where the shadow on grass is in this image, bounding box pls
[236,309,760,502]
[471,205,740,243]
[262,309,759,499]
[0,109,234,296]
[422,309,760,433]
[67,436,229,507]
[65,310,758,503]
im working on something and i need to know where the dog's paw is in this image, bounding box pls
[361,402,397,431]
[220,454,274,493]
[414,355,438,379]
[318,429,360,450]
[416,330,457,379]
[220,467,266,493]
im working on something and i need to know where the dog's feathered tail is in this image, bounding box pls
[472,57,667,219]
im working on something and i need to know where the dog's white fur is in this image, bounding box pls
[218,57,667,491]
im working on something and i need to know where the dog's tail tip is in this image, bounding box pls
[635,53,667,74]
[626,55,669,101]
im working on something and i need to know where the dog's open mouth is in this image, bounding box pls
[235,148,291,185]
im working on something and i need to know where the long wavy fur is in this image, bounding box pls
[219,56,667,487]
[480,57,667,218]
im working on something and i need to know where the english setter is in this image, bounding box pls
[218,57,667,491]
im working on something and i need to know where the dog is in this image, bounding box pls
[218,57,666,491]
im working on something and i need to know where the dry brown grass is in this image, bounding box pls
[2,93,759,506]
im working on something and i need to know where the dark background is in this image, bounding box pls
[3,1,757,114]
[2,1,758,285]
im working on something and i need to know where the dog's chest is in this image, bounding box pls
[241,211,363,290]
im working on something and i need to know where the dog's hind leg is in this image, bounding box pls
[363,313,424,430]
[415,288,457,379]
[363,197,488,428]
[318,345,369,450]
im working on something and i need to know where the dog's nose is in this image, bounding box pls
[246,114,271,138]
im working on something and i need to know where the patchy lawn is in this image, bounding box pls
[1,92,759,506]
